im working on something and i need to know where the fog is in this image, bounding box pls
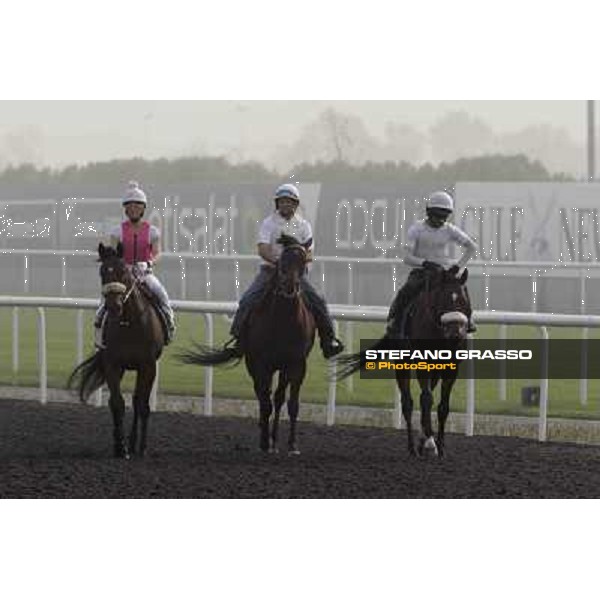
[0,100,589,176]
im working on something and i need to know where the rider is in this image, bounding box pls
[386,190,478,339]
[94,181,176,349]
[227,183,344,359]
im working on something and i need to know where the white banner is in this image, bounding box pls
[455,182,600,263]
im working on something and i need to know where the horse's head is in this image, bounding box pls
[275,242,308,298]
[98,242,132,319]
[428,266,470,340]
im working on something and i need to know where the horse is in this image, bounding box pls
[177,235,316,454]
[67,242,165,458]
[336,265,470,458]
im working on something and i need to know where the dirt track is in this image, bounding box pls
[1,398,599,498]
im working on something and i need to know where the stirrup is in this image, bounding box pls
[321,337,344,359]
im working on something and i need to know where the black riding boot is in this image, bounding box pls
[463,285,477,333]
[301,283,344,359]
[386,270,426,339]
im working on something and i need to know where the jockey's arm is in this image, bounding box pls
[403,239,426,268]
[258,243,277,266]
[455,238,478,268]
[151,240,161,263]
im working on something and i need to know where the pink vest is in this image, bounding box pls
[121,220,153,264]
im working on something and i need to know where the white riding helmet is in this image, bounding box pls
[426,191,454,213]
[274,183,300,204]
[122,181,147,207]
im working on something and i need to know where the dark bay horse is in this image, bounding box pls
[177,235,316,454]
[337,266,470,458]
[67,242,165,458]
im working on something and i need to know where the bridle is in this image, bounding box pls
[276,245,307,298]
[101,262,142,309]
[424,272,469,335]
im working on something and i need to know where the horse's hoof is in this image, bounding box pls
[422,437,438,457]
[268,446,279,454]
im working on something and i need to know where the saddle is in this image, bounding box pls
[139,281,171,344]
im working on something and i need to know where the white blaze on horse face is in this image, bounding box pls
[440,311,468,326]
[452,292,458,303]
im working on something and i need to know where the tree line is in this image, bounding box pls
[0,153,572,187]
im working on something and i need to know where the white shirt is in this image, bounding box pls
[258,212,313,266]
[404,220,477,268]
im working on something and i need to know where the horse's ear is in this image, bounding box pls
[302,237,313,250]
[98,243,105,258]
[460,268,469,284]
[116,242,124,258]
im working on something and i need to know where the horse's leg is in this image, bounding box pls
[396,373,416,456]
[287,361,307,455]
[436,372,458,459]
[252,368,273,452]
[131,362,156,457]
[105,363,128,459]
[129,374,140,455]
[271,370,288,453]
[417,375,437,457]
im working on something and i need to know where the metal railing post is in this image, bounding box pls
[76,310,84,365]
[203,313,214,416]
[498,324,507,402]
[465,334,475,436]
[12,307,19,379]
[326,320,339,426]
[37,308,47,404]
[180,256,187,300]
[539,326,550,442]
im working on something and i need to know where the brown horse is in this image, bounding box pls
[67,242,165,458]
[177,236,316,454]
[336,266,470,458]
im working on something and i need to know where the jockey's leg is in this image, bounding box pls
[144,274,176,343]
[299,277,344,359]
[386,269,426,339]
[463,285,477,333]
[94,298,106,350]
[228,266,273,354]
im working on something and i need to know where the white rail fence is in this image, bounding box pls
[2,248,600,314]
[2,296,600,442]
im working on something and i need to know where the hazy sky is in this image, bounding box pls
[0,100,588,169]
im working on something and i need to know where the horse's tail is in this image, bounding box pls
[334,335,390,381]
[175,342,242,367]
[67,351,106,403]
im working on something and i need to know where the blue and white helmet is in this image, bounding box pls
[274,183,300,204]
[122,181,147,207]
[426,191,454,213]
